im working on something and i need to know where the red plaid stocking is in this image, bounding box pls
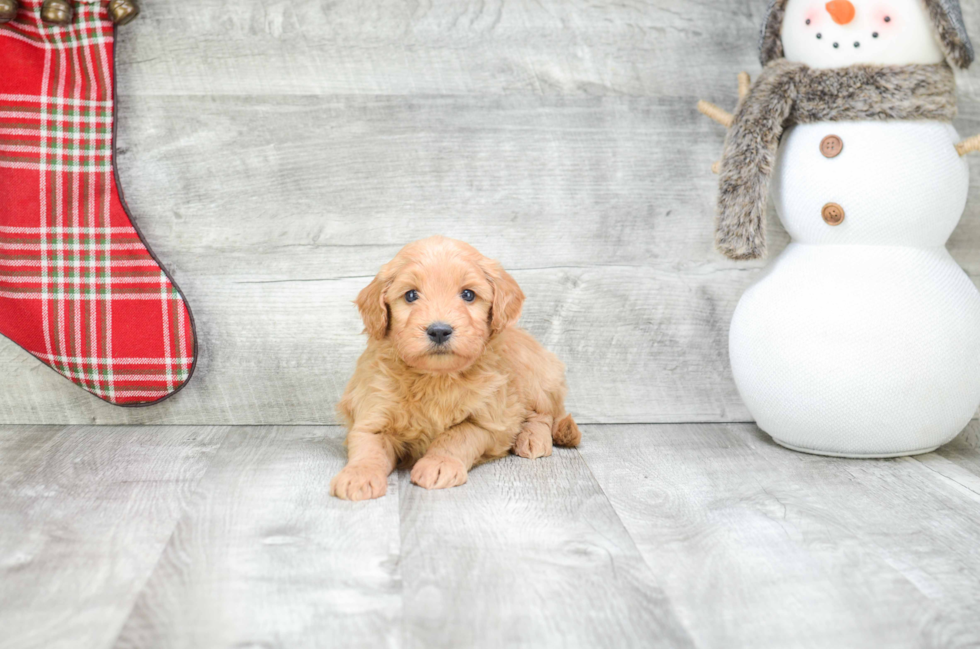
[0,1,196,406]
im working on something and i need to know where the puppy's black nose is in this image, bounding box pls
[427,323,454,345]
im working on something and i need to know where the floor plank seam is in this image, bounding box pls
[103,427,233,649]
[571,446,702,647]
[394,469,411,649]
[907,456,980,500]
[573,447,659,572]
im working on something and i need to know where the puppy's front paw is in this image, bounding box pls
[411,455,467,490]
[330,464,388,501]
[513,426,553,460]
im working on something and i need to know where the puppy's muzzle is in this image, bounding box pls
[426,322,454,346]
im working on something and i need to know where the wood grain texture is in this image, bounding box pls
[0,95,756,425]
[3,424,980,647]
[113,428,692,649]
[0,0,978,423]
[397,449,693,649]
[110,0,980,103]
[112,426,402,649]
[0,425,226,649]
[916,420,980,495]
[113,0,765,98]
[580,423,980,649]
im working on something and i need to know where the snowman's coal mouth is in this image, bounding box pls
[816,33,871,49]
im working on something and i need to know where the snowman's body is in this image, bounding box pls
[730,120,980,456]
[723,0,980,457]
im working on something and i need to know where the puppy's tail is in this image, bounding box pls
[552,415,581,448]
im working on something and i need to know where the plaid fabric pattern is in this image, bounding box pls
[0,1,196,405]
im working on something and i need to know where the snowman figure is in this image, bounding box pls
[699,0,980,457]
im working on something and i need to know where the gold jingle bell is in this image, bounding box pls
[0,0,18,24]
[0,0,19,24]
[108,0,139,25]
[40,0,73,24]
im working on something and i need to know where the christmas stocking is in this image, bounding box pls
[0,0,196,406]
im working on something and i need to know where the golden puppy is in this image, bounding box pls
[331,236,581,501]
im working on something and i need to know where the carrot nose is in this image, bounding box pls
[825,0,856,25]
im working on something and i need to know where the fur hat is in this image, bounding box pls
[759,0,974,69]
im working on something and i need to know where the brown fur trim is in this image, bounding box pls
[717,61,956,261]
[759,0,788,67]
[789,63,956,122]
[924,0,975,69]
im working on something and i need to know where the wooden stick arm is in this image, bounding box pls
[698,101,734,128]
[738,72,751,99]
[701,73,750,173]
[956,134,980,157]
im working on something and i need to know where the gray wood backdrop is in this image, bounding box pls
[3,0,980,425]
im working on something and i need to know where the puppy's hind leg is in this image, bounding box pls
[513,412,554,460]
[553,414,581,448]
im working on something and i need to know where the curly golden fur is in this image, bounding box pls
[330,236,580,501]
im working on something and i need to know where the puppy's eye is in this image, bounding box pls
[405,290,419,303]
[461,289,476,302]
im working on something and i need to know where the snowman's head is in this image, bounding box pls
[760,0,975,69]
[782,0,943,67]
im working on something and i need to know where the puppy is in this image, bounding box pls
[331,236,581,501]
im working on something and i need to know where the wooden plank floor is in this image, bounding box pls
[3,423,980,648]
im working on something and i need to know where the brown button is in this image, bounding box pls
[820,135,843,158]
[822,203,845,226]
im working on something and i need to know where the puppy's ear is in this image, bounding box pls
[481,257,525,334]
[356,268,391,340]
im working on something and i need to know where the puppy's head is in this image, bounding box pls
[356,236,524,373]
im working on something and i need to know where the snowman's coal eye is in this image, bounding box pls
[884,16,891,22]
[806,19,811,25]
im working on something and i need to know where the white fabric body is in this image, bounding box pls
[781,0,946,69]
[730,121,980,456]
[772,122,969,246]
